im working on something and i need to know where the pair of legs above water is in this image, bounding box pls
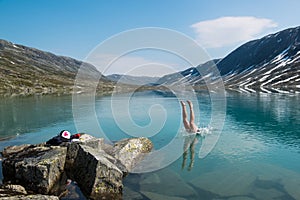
[180,100,199,133]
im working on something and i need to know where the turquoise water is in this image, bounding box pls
[0,92,300,199]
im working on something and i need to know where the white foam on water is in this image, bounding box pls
[179,126,213,137]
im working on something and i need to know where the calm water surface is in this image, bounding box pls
[0,92,300,200]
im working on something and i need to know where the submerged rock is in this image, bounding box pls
[123,187,144,200]
[226,197,255,200]
[254,163,300,200]
[2,144,67,195]
[141,191,187,200]
[140,168,198,198]
[189,162,300,199]
[189,167,256,197]
[250,187,285,200]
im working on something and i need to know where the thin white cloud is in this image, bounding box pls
[191,16,278,48]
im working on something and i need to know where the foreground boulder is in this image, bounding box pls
[65,136,153,199]
[70,144,123,199]
[0,183,59,199]
[1,135,153,199]
[2,144,67,195]
[0,184,27,197]
[112,137,153,172]
[0,194,59,200]
[64,137,105,173]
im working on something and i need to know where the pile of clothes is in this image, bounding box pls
[46,130,81,146]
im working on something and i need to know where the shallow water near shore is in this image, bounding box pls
[0,92,300,199]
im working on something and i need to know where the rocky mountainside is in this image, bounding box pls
[156,59,221,86]
[157,26,300,93]
[0,39,114,95]
[3,26,300,95]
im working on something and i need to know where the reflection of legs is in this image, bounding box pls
[181,101,191,131]
[188,138,197,171]
[182,150,188,170]
[187,100,198,132]
[182,136,191,170]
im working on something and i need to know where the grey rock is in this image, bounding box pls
[2,144,67,195]
[0,184,27,197]
[1,144,33,158]
[1,136,154,200]
[0,184,60,200]
[81,136,105,149]
[65,136,153,199]
[70,144,123,199]
[64,136,105,178]
[60,181,87,200]
[112,137,153,172]
[0,194,59,200]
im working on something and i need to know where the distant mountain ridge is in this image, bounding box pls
[107,74,160,85]
[157,26,300,93]
[0,39,114,95]
[156,59,221,86]
[2,26,300,95]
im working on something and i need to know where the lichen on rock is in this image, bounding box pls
[1,135,153,200]
[112,137,153,172]
[2,144,67,195]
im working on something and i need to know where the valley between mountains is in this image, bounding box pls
[1,26,300,95]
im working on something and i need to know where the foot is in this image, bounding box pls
[180,101,186,107]
[187,100,193,108]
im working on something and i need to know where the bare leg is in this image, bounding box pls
[187,100,198,132]
[181,101,191,131]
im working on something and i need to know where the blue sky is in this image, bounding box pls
[1,0,300,76]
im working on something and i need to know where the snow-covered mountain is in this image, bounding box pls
[157,26,300,93]
[156,59,221,86]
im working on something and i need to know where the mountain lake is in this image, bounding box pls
[0,91,300,200]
